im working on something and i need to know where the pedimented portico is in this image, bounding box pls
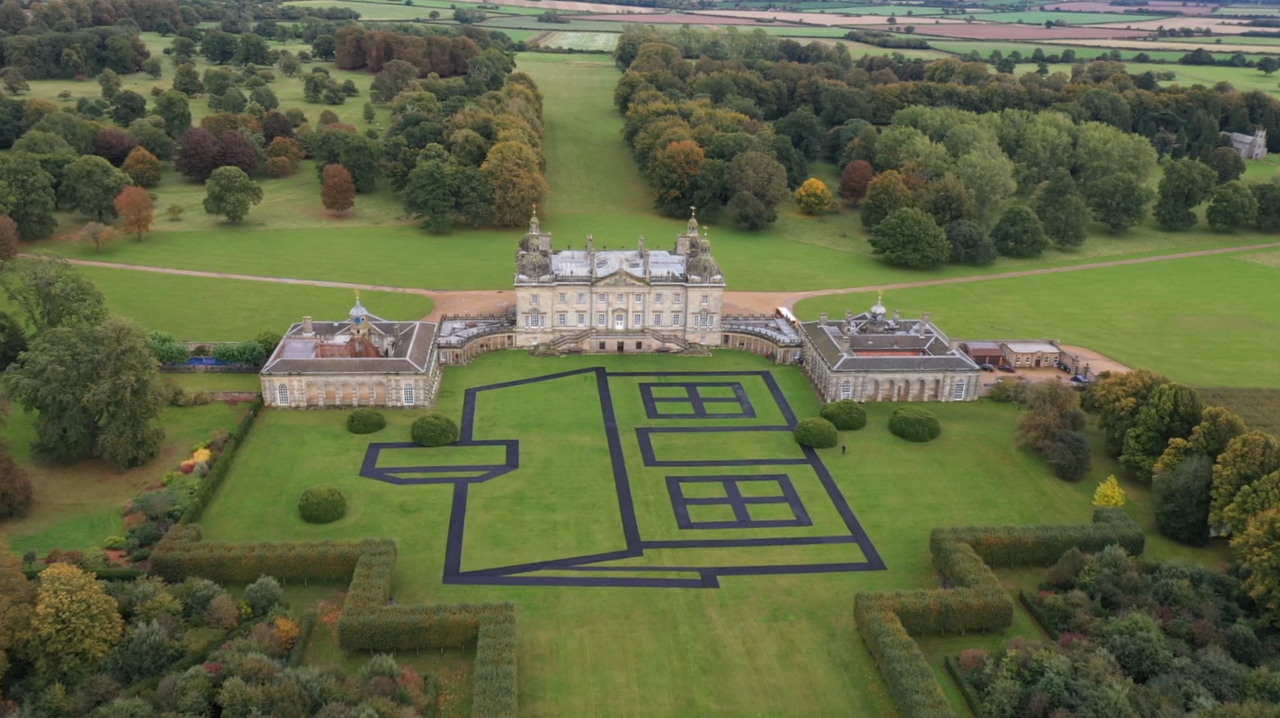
[512,209,726,353]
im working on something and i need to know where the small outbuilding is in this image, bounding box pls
[1000,341,1062,370]
[959,341,1004,367]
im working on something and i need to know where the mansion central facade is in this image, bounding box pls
[511,211,726,353]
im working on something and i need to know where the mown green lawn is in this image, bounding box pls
[1,403,244,555]
[796,251,1280,387]
[198,350,1226,718]
[77,265,434,341]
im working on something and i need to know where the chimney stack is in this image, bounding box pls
[302,316,314,335]
[920,312,931,333]
[818,312,829,325]
[893,308,901,321]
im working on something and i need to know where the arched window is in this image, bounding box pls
[525,309,541,328]
[276,383,289,406]
[840,381,852,400]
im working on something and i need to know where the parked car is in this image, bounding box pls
[1070,375,1090,384]
[998,365,1016,374]
[979,363,995,372]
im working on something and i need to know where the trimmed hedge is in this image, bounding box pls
[820,400,867,431]
[794,417,838,448]
[151,528,517,718]
[180,396,264,524]
[346,408,386,434]
[298,486,347,524]
[22,566,144,581]
[288,612,318,668]
[412,412,459,447]
[888,406,941,442]
[945,656,990,718]
[854,508,1144,718]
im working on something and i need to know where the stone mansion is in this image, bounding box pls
[511,211,726,353]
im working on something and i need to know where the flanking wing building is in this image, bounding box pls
[260,298,441,409]
[799,297,981,403]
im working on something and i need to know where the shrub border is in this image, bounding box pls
[153,526,517,718]
[853,507,1144,718]
[180,396,264,524]
[944,655,990,718]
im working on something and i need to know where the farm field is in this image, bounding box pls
[198,350,1223,717]
[794,251,1280,388]
[1215,4,1280,15]
[979,9,1166,23]
[2,403,244,554]
[929,38,1236,61]
[531,30,619,50]
[284,0,554,17]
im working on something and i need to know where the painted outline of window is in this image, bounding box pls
[666,475,812,530]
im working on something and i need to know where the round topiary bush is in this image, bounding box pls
[794,417,839,448]
[298,486,347,524]
[346,408,386,434]
[888,406,942,443]
[819,400,867,431]
[411,412,459,447]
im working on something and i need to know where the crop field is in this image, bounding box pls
[198,350,1220,717]
[1215,4,1280,15]
[284,0,554,17]
[980,9,1166,23]
[930,38,1233,61]
[532,30,620,50]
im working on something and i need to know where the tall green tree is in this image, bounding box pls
[945,219,996,266]
[860,169,913,229]
[990,205,1047,258]
[1206,181,1258,232]
[62,156,130,222]
[1120,382,1204,482]
[1087,174,1153,233]
[5,315,164,469]
[1033,171,1089,248]
[953,151,1015,224]
[919,174,971,227]
[1017,380,1087,453]
[1210,431,1280,530]
[1154,454,1215,546]
[1206,146,1246,183]
[203,166,262,223]
[152,91,191,138]
[1154,158,1216,230]
[724,151,789,230]
[0,154,57,239]
[1084,368,1169,456]
[868,207,949,269]
[1233,508,1280,626]
[1,257,107,333]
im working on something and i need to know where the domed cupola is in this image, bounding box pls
[516,251,551,279]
